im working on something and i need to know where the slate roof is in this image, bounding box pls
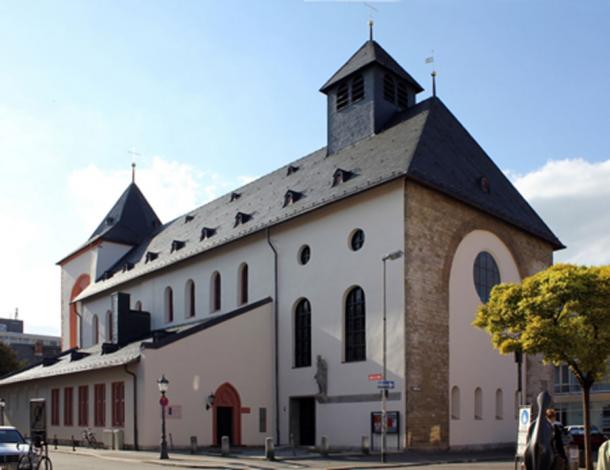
[74,97,562,302]
[0,298,271,386]
[320,40,424,93]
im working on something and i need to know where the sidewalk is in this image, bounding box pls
[51,445,515,469]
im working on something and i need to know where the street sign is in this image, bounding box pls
[377,380,395,389]
[368,373,383,382]
[516,406,531,457]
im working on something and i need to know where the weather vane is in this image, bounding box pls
[425,50,437,97]
[364,2,379,41]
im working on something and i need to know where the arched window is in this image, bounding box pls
[164,287,174,323]
[294,299,311,368]
[135,300,142,311]
[474,387,483,420]
[211,272,221,312]
[106,311,113,343]
[451,386,460,420]
[345,286,366,362]
[495,388,503,420]
[238,264,248,305]
[185,280,196,318]
[92,315,99,345]
[473,251,501,303]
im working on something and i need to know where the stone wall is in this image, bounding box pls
[403,180,555,449]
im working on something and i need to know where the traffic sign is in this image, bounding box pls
[160,396,169,407]
[368,373,383,382]
[377,380,395,389]
[516,406,531,457]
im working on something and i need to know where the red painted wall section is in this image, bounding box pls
[69,274,90,349]
[212,382,242,446]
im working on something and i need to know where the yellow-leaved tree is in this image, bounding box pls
[474,264,610,470]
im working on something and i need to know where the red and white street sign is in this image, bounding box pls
[368,373,383,382]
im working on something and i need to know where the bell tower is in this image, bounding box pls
[320,40,423,155]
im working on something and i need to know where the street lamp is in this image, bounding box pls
[157,375,170,460]
[381,250,403,463]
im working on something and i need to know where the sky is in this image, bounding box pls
[0,0,609,336]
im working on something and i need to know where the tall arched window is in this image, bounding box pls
[106,311,113,343]
[474,387,483,420]
[211,272,221,312]
[345,286,366,362]
[495,388,503,420]
[451,386,460,420]
[294,299,311,368]
[92,315,99,345]
[185,280,196,318]
[239,264,248,305]
[164,287,174,323]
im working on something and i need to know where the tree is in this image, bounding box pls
[473,263,610,470]
[0,341,21,377]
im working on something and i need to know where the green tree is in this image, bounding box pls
[0,341,21,377]
[474,263,610,470]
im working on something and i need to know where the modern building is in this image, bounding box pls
[0,37,562,451]
[0,317,60,367]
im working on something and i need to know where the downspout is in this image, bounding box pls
[266,227,280,445]
[124,363,139,450]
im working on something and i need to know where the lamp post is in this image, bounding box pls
[158,375,170,460]
[381,250,404,463]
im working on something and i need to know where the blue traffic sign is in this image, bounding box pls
[377,380,395,389]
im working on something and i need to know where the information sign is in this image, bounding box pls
[377,380,395,389]
[371,411,400,434]
[516,406,531,457]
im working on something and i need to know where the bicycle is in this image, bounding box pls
[17,435,52,470]
[81,428,100,449]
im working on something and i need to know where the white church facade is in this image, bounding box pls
[0,38,563,451]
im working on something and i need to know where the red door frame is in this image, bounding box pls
[212,382,242,446]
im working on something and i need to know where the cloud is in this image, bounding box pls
[508,158,610,265]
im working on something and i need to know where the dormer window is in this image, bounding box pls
[170,240,185,253]
[283,190,303,207]
[185,214,195,223]
[105,217,114,225]
[332,168,354,186]
[336,74,365,112]
[121,262,134,272]
[200,227,217,241]
[145,251,159,263]
[230,192,241,202]
[102,270,114,281]
[234,212,252,227]
[287,164,299,176]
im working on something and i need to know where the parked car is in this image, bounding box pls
[0,426,29,469]
[565,425,608,451]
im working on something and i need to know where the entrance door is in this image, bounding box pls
[290,397,316,446]
[216,407,233,445]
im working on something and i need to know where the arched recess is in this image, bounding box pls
[212,382,242,446]
[92,315,99,345]
[69,274,90,349]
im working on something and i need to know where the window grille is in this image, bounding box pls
[351,74,364,102]
[337,82,349,111]
[383,74,396,103]
[473,252,501,303]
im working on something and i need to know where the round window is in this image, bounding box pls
[298,245,311,265]
[350,229,365,251]
[473,251,501,303]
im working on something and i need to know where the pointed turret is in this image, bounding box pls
[321,40,424,155]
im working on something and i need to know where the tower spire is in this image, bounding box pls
[368,19,374,41]
[131,162,136,183]
[128,148,141,184]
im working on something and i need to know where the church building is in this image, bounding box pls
[0,37,563,451]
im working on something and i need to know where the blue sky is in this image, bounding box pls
[1,0,609,334]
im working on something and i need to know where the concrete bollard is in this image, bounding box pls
[190,436,198,454]
[71,435,76,451]
[221,435,230,456]
[53,435,57,450]
[290,432,296,456]
[361,435,370,455]
[319,435,329,457]
[264,437,275,460]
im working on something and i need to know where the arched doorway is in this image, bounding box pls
[212,383,242,446]
[69,274,90,349]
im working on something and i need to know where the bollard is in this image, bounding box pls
[290,432,296,456]
[264,437,275,461]
[221,436,230,456]
[319,435,329,457]
[361,435,370,455]
[71,435,76,451]
[190,436,198,454]
[53,435,57,450]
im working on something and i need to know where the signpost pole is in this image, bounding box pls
[381,257,387,464]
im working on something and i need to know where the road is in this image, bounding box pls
[48,451,516,470]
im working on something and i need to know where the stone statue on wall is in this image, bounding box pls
[314,355,328,397]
